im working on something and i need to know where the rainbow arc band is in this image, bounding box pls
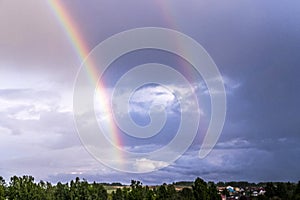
[47,0,123,160]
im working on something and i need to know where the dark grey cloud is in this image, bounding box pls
[0,0,300,184]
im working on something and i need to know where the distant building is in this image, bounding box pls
[226,186,235,193]
[252,191,258,196]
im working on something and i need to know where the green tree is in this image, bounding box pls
[89,182,107,200]
[166,184,178,200]
[54,182,70,200]
[122,186,130,200]
[144,186,154,200]
[178,187,195,200]
[276,182,288,199]
[216,182,225,187]
[208,182,221,200]
[256,195,268,200]
[112,188,123,200]
[45,181,55,200]
[0,176,6,200]
[193,177,209,200]
[128,180,150,200]
[8,175,40,200]
[265,182,276,198]
[69,177,81,199]
[79,179,90,199]
[156,184,168,200]
[293,181,300,200]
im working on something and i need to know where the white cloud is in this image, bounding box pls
[129,85,177,114]
[201,76,241,95]
[125,144,164,153]
[0,145,104,181]
[134,158,169,172]
[216,138,251,149]
[95,83,203,123]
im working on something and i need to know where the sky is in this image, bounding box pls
[0,0,300,184]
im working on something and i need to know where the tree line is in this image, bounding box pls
[111,178,220,200]
[0,175,299,200]
[0,176,220,200]
[0,176,107,200]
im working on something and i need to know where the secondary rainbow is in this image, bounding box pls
[46,0,123,161]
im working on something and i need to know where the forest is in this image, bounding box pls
[0,175,299,200]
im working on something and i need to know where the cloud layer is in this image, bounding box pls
[0,0,300,184]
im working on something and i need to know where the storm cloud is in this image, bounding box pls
[0,0,299,184]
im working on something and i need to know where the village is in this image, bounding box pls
[217,185,266,199]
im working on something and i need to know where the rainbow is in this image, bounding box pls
[154,0,199,83]
[46,1,123,162]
